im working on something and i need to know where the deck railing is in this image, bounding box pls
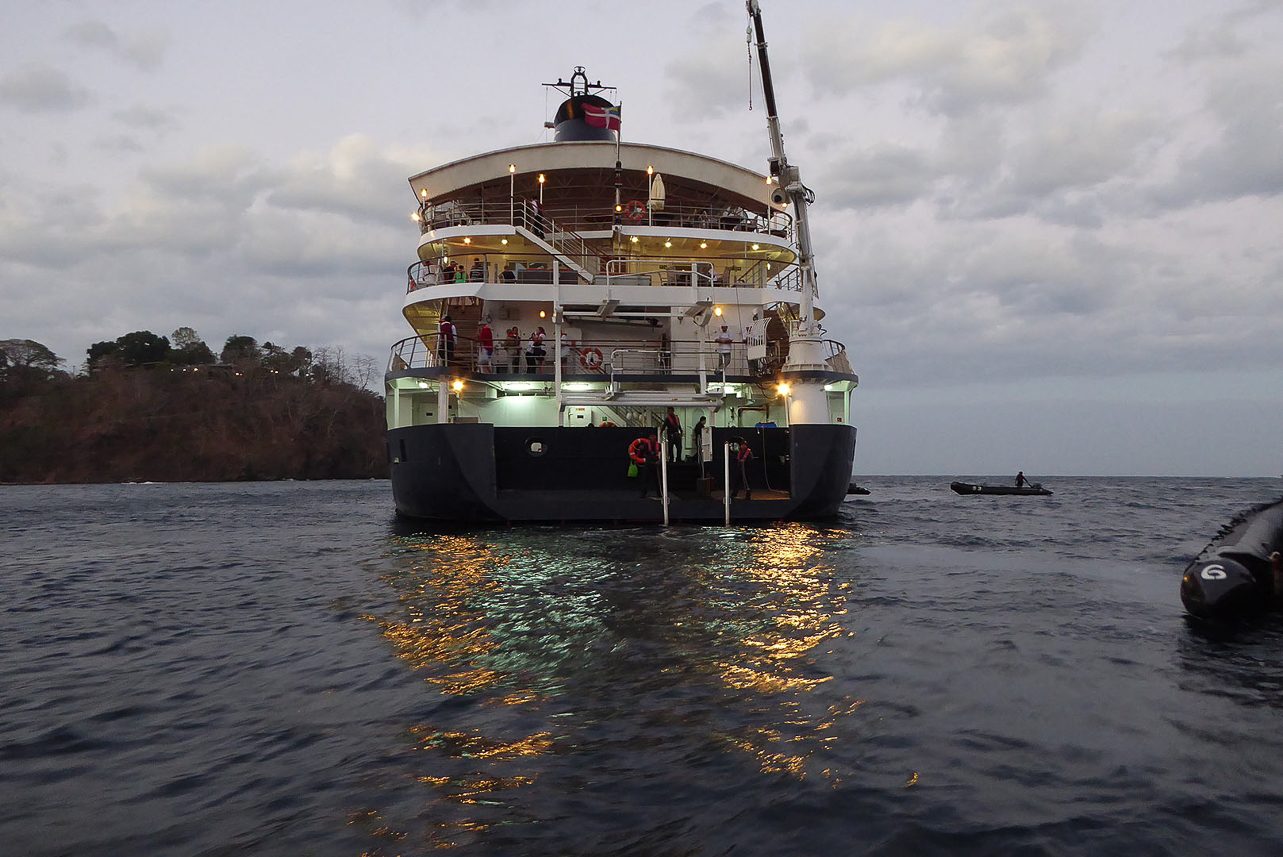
[386,335,816,379]
[418,199,794,243]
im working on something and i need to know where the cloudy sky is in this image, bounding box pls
[3,0,1281,476]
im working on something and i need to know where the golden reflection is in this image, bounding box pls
[368,521,877,848]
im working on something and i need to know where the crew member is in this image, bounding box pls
[629,432,661,498]
[663,407,682,462]
[734,440,753,500]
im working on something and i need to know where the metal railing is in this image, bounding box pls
[387,335,794,378]
[419,198,794,243]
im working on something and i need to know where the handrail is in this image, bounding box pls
[387,335,797,378]
[419,198,794,243]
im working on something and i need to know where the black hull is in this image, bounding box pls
[1180,498,1283,620]
[388,423,856,523]
[951,481,1053,496]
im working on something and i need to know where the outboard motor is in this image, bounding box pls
[1180,498,1283,620]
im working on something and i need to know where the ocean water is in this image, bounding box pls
[3,477,1283,856]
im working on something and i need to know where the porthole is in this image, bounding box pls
[527,438,547,456]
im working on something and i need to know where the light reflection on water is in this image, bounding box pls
[371,523,869,849]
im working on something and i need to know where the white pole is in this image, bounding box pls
[661,437,670,525]
[723,441,731,525]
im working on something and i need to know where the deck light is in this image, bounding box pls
[714,306,723,316]
[509,164,516,174]
[538,173,545,204]
[501,238,508,245]
[615,204,622,212]
[699,241,707,249]
[539,310,546,318]
[751,243,759,251]
[648,165,654,175]
[464,237,471,244]
[664,240,672,248]
[411,212,420,221]
[777,383,790,396]
[420,188,429,198]
[452,380,464,392]
[630,235,638,243]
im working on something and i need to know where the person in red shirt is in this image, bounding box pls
[477,320,494,372]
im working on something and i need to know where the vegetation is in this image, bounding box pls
[0,330,388,484]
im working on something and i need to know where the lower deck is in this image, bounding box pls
[388,422,856,523]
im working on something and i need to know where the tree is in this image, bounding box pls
[221,335,260,365]
[0,339,62,377]
[170,327,202,350]
[168,327,215,366]
[115,331,171,366]
[86,340,122,371]
[0,339,65,390]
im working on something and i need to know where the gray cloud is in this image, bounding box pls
[805,1,1099,116]
[64,20,170,72]
[0,63,93,112]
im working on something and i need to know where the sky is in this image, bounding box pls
[2,0,1281,477]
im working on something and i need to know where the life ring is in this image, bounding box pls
[579,346,604,372]
[623,200,646,222]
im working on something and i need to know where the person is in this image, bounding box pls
[526,326,546,373]
[437,314,456,367]
[453,264,466,283]
[505,327,522,373]
[1016,471,1027,488]
[469,258,485,282]
[629,432,661,498]
[560,330,575,373]
[744,316,761,373]
[528,198,545,238]
[715,324,734,371]
[662,407,682,462]
[734,440,753,500]
[691,415,709,475]
[477,318,494,372]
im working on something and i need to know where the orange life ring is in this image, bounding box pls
[579,346,604,372]
[623,200,646,222]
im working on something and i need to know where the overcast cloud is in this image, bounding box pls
[2,0,1281,476]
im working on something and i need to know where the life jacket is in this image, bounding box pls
[629,436,655,464]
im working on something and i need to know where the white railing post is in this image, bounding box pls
[723,442,731,525]
[661,441,670,525]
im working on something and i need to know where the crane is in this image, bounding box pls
[746,0,818,341]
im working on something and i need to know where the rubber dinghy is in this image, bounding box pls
[950,481,1052,496]
[1180,497,1283,620]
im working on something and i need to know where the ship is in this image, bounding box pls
[384,2,857,523]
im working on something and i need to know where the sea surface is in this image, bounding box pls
[3,477,1283,856]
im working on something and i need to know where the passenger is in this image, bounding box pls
[437,314,457,367]
[477,319,494,372]
[506,327,522,373]
[470,258,485,282]
[629,432,661,498]
[715,324,734,371]
[663,407,682,462]
[454,265,466,283]
[526,326,546,373]
[1016,471,1027,488]
[559,330,577,373]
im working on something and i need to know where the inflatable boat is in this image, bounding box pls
[1181,498,1283,620]
[950,481,1052,496]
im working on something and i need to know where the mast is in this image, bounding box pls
[746,0,817,338]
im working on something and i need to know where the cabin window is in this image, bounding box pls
[527,438,547,457]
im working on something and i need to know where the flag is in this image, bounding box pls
[583,102,621,131]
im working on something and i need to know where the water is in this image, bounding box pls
[3,477,1283,856]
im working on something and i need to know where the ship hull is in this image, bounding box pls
[388,423,855,523]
